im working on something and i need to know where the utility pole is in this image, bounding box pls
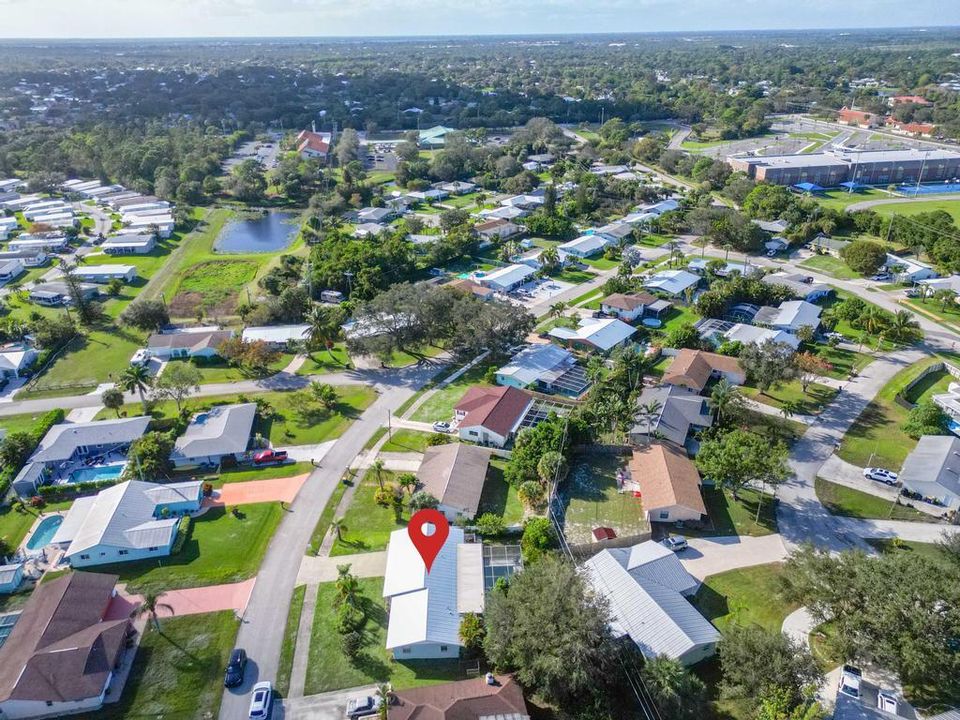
[343,270,354,296]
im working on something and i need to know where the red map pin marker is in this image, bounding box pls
[407,508,450,573]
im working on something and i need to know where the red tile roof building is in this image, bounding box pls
[296,130,332,160]
[389,675,529,720]
[886,118,937,137]
[837,107,880,128]
[454,385,533,447]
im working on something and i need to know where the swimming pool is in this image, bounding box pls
[897,182,960,196]
[69,463,126,484]
[26,515,63,550]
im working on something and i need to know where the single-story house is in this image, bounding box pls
[919,275,960,296]
[446,278,497,301]
[418,125,456,148]
[764,237,789,253]
[67,265,138,284]
[12,416,151,497]
[436,181,476,195]
[356,207,396,224]
[644,269,700,298]
[753,219,790,234]
[637,198,680,216]
[511,247,571,270]
[496,343,589,396]
[389,676,529,720]
[28,282,99,307]
[0,572,131,720]
[406,188,449,204]
[354,222,389,238]
[124,217,173,238]
[0,343,38,379]
[52,480,202,567]
[477,263,536,293]
[558,234,610,259]
[500,192,545,211]
[454,385,534,448]
[0,564,24,595]
[170,403,257,469]
[145,328,234,360]
[600,292,671,323]
[661,349,745,394]
[595,222,635,245]
[101,234,157,255]
[0,249,49,267]
[0,258,25,284]
[584,540,720,665]
[629,385,713,447]
[761,272,833,302]
[8,236,68,252]
[898,435,960,510]
[753,300,822,334]
[383,526,482,658]
[478,205,527,221]
[705,321,801,350]
[630,443,706,523]
[241,323,310,346]
[416,443,492,521]
[548,317,636,353]
[475,218,523,242]
[809,235,849,257]
[884,253,937,283]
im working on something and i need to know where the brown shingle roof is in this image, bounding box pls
[475,218,510,232]
[662,349,744,393]
[389,676,529,720]
[454,386,533,437]
[416,443,491,517]
[602,292,657,312]
[0,571,129,704]
[630,444,706,516]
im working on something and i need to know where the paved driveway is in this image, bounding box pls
[679,535,788,580]
[280,685,376,720]
[205,475,309,506]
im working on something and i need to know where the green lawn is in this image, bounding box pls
[811,345,874,380]
[814,187,890,212]
[683,486,778,538]
[0,502,73,551]
[872,198,960,225]
[165,355,293,384]
[815,477,933,522]
[304,578,465,694]
[658,303,700,334]
[691,563,798,633]
[816,290,898,351]
[741,380,838,416]
[798,254,860,280]
[838,353,959,469]
[581,256,619,270]
[331,468,405,556]
[902,298,960,332]
[638,233,675,247]
[551,268,596,284]
[296,344,353,374]
[179,461,313,488]
[410,362,495,423]
[276,584,307,697]
[97,611,239,720]
[103,386,377,446]
[380,429,439,453]
[0,411,52,437]
[93,502,283,594]
[476,457,526,526]
[866,538,954,568]
[562,455,648,544]
[903,368,952,404]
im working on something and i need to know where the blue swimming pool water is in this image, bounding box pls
[898,182,960,196]
[69,463,126,484]
[26,515,63,550]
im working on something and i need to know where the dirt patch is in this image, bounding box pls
[171,260,257,317]
[168,291,205,319]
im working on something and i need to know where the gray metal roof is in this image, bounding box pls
[497,344,573,387]
[899,435,960,505]
[631,386,713,446]
[171,403,257,462]
[30,417,150,463]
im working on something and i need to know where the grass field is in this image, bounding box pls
[692,563,798,633]
[683,486,778,538]
[98,611,239,720]
[477,457,525,526]
[815,477,932,522]
[296,344,353,374]
[902,297,960,333]
[838,353,959,469]
[410,361,494,423]
[0,411,52,437]
[798,254,860,280]
[380,429,438,453]
[307,472,351,555]
[304,578,465,694]
[330,468,404,556]
[814,187,890,211]
[164,355,292,384]
[276,584,307,697]
[741,380,838,416]
[562,455,648,544]
[872,198,960,225]
[93,503,283,594]
[811,344,874,380]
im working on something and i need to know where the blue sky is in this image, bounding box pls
[1,0,958,38]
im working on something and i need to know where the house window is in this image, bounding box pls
[118,550,129,556]
[79,554,90,560]
[468,430,478,437]
[401,648,411,655]
[440,645,448,652]
[659,512,669,520]
[148,546,159,552]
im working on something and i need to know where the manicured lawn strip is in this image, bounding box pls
[865,538,953,569]
[902,298,960,332]
[638,233,674,247]
[551,268,596,284]
[738,408,808,445]
[647,355,672,377]
[331,468,405,556]
[0,501,73,551]
[813,187,890,212]
[96,611,239,720]
[838,352,960,469]
[683,486,777,538]
[815,477,931,522]
[165,355,292,384]
[410,362,495,423]
[903,368,951,404]
[657,303,700,334]
[741,380,838,416]
[812,345,873,380]
[296,344,353,374]
[691,563,798,633]
[94,502,283,594]
[0,411,51,436]
[380,429,435,453]
[562,455,648,543]
[276,584,307,697]
[304,578,463,694]
[581,256,619,270]
[384,343,444,369]
[363,427,389,451]
[798,254,860,280]
[307,471,352,555]
[190,461,313,487]
[476,457,525,526]
[872,198,960,225]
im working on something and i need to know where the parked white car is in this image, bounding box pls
[877,691,899,714]
[863,467,899,485]
[663,535,688,552]
[249,681,272,719]
[839,665,862,699]
[432,421,451,433]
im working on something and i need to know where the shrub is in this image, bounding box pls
[336,603,366,634]
[427,433,451,447]
[171,516,193,555]
[474,512,505,537]
[340,630,364,658]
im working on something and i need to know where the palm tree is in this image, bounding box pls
[396,472,417,496]
[375,683,393,720]
[586,355,606,384]
[549,301,567,319]
[709,379,742,425]
[305,304,343,362]
[539,245,560,271]
[371,459,386,489]
[331,518,347,541]
[934,288,956,313]
[635,400,663,446]
[889,310,920,343]
[119,363,152,413]
[780,399,803,421]
[335,564,361,607]
[131,591,174,632]
[861,307,890,337]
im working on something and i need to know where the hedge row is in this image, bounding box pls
[37,477,120,501]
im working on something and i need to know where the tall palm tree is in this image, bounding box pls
[586,355,606,384]
[331,518,347,542]
[371,459,386,490]
[709,379,742,426]
[890,310,920,343]
[549,301,568,319]
[375,683,393,720]
[119,363,153,413]
[636,400,663,446]
[305,304,344,362]
[539,245,559,271]
[934,288,955,312]
[861,307,890,337]
[131,591,174,632]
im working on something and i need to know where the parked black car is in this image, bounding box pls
[224,648,247,688]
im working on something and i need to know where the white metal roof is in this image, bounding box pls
[644,270,700,295]
[558,234,609,256]
[480,264,535,290]
[241,324,310,344]
[496,344,573,386]
[30,417,150,463]
[549,317,636,352]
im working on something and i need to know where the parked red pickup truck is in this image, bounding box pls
[253,449,289,465]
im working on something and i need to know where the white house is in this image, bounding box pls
[125,217,173,238]
[353,222,389,238]
[0,343,38,379]
[475,218,523,242]
[0,258,25,284]
[145,328,234,360]
[477,264,535,293]
[242,324,310,346]
[67,265,138,284]
[0,249,49,267]
[584,540,720,666]
[885,253,937,283]
[558,234,610,258]
[29,282,99,307]
[382,526,484,659]
[8,236,68,252]
[644,269,700,298]
[0,216,19,240]
[52,480,202,567]
[454,385,534,448]
[548,317,636,353]
[170,403,257,469]
[102,234,156,255]
[752,300,822,334]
